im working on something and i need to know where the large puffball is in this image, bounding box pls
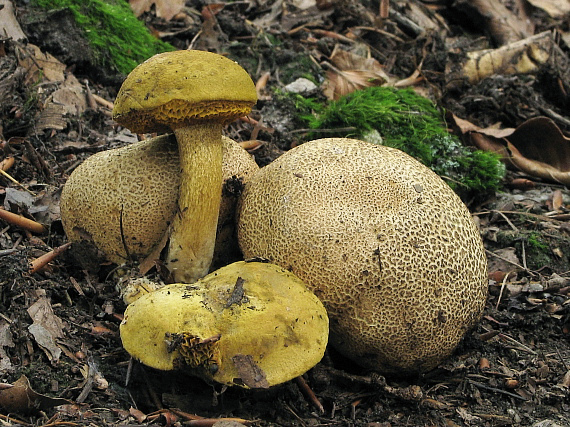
[237,138,488,374]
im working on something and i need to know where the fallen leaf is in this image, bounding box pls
[551,190,564,211]
[128,0,185,21]
[0,375,69,413]
[27,290,65,364]
[0,0,27,42]
[526,0,570,19]
[451,115,570,185]
[0,320,15,373]
[322,45,389,100]
[17,44,66,84]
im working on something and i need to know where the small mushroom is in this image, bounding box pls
[119,261,329,388]
[237,138,488,375]
[60,134,258,270]
[112,50,257,282]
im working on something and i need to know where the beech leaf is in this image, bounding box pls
[452,115,570,185]
[128,0,185,21]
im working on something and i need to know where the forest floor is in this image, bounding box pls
[1,0,570,426]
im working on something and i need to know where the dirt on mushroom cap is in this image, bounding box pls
[237,137,488,374]
[119,261,329,388]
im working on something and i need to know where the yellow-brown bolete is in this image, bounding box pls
[237,138,488,375]
[119,261,329,388]
[112,50,257,282]
[60,134,258,270]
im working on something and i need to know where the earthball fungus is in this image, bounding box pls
[112,50,257,282]
[60,134,258,270]
[119,261,329,388]
[237,138,488,375]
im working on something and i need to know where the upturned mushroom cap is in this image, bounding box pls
[237,138,488,375]
[60,135,258,266]
[112,50,257,133]
[119,261,329,388]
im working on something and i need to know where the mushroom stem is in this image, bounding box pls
[166,123,223,283]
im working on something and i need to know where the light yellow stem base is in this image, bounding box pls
[166,124,223,283]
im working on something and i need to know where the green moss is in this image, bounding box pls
[32,0,174,74]
[294,86,505,196]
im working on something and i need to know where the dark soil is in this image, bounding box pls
[1,1,569,426]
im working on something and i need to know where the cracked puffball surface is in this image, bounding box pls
[237,138,488,375]
[60,135,258,268]
[119,261,329,388]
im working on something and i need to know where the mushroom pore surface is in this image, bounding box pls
[60,135,257,267]
[237,137,488,374]
[119,261,329,388]
[112,50,257,133]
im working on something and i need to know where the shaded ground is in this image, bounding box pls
[1,1,570,426]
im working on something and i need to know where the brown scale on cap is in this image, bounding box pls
[237,138,488,374]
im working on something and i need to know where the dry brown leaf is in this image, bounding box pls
[322,45,389,100]
[526,0,570,18]
[454,0,533,45]
[551,190,564,211]
[27,290,65,363]
[128,0,185,21]
[452,115,570,185]
[0,0,27,42]
[0,375,69,413]
[18,44,66,84]
[448,31,554,87]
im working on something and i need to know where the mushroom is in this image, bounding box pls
[119,261,329,388]
[237,138,488,374]
[112,50,257,282]
[60,134,258,271]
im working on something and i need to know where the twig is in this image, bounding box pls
[495,272,510,310]
[468,379,527,401]
[498,333,537,355]
[0,248,18,256]
[485,249,536,277]
[91,93,114,110]
[0,207,46,234]
[29,242,72,274]
[493,210,519,232]
[295,376,324,413]
[473,209,565,224]
[0,413,32,426]
[0,169,36,195]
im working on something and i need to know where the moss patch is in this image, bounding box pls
[294,87,505,197]
[32,0,174,74]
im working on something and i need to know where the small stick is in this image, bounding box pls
[0,169,36,196]
[0,207,46,234]
[91,93,114,110]
[84,79,98,109]
[495,272,510,310]
[295,376,325,413]
[29,242,72,274]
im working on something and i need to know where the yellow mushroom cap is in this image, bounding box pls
[119,261,329,388]
[237,138,488,375]
[112,50,257,134]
